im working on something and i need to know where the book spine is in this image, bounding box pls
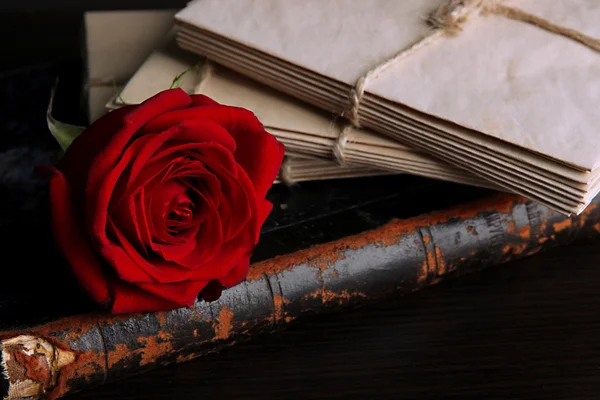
[2,193,600,400]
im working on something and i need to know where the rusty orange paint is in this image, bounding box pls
[424,246,437,277]
[506,220,516,234]
[156,312,167,326]
[189,309,203,322]
[417,260,429,283]
[466,225,478,235]
[524,246,543,257]
[519,226,531,240]
[311,251,348,271]
[553,219,572,232]
[137,334,174,366]
[501,242,530,256]
[273,295,288,323]
[176,353,198,364]
[107,343,131,369]
[306,288,366,304]
[422,235,431,245]
[51,349,105,400]
[511,243,529,255]
[435,247,447,275]
[12,350,50,383]
[213,306,234,340]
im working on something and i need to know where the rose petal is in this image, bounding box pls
[198,279,223,302]
[189,143,238,175]
[110,279,182,314]
[218,256,250,288]
[235,164,261,241]
[108,218,195,283]
[87,89,191,193]
[145,195,173,245]
[45,167,111,306]
[172,189,223,268]
[142,105,284,199]
[58,105,136,196]
[255,200,274,242]
[151,225,198,261]
[144,179,204,259]
[148,142,234,174]
[148,179,189,229]
[87,89,191,246]
[136,188,153,248]
[216,192,231,241]
[111,191,149,254]
[88,134,155,253]
[143,118,236,152]
[110,127,237,210]
[204,164,252,241]
[136,280,211,306]
[112,153,181,210]
[125,119,236,193]
[190,94,220,107]
[188,229,253,281]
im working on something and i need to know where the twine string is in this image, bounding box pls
[346,0,600,128]
[333,126,354,165]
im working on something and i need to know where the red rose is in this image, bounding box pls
[44,89,284,314]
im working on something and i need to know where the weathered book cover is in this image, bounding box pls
[2,189,600,399]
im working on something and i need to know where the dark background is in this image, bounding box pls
[2,4,600,400]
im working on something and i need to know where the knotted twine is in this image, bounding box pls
[345,0,600,129]
[334,0,600,165]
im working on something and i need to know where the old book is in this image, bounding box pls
[110,41,495,189]
[84,9,176,122]
[175,0,600,215]
[4,191,600,399]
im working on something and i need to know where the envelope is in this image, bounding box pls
[110,39,494,189]
[84,9,176,122]
[174,0,600,214]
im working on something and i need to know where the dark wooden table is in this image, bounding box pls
[70,239,600,400]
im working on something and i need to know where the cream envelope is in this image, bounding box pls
[85,9,176,122]
[275,154,391,185]
[175,0,600,214]
[111,41,494,189]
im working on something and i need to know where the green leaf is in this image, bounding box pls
[113,78,126,105]
[47,79,87,151]
[170,64,202,89]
